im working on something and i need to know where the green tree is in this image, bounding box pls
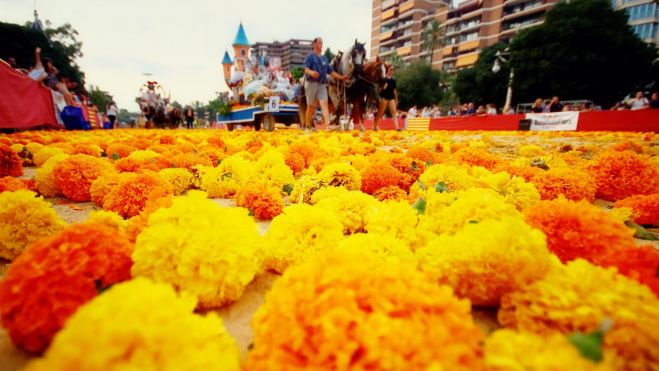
[386,53,404,69]
[454,44,510,107]
[117,109,132,124]
[87,85,111,111]
[421,20,445,63]
[324,47,335,61]
[509,0,656,106]
[0,21,85,87]
[395,61,446,110]
[170,100,183,110]
[290,66,304,80]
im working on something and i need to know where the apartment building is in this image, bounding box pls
[371,0,559,72]
[251,39,313,71]
[371,0,451,64]
[611,0,658,44]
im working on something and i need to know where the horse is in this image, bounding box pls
[344,57,388,130]
[327,40,368,127]
[168,107,182,129]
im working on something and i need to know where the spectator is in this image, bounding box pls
[542,99,551,112]
[465,102,476,115]
[581,102,594,112]
[650,92,659,109]
[505,106,516,115]
[562,104,572,112]
[184,107,195,129]
[548,96,563,112]
[486,104,497,115]
[530,98,543,113]
[476,105,486,116]
[27,47,47,82]
[408,105,418,118]
[106,100,118,129]
[42,58,74,106]
[7,57,17,69]
[629,91,649,110]
[448,106,457,116]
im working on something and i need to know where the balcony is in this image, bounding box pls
[382,0,396,10]
[382,8,397,21]
[399,0,415,14]
[380,30,394,41]
[456,53,479,68]
[457,39,480,52]
[502,0,550,20]
[397,45,412,56]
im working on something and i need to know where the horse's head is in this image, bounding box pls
[362,57,389,86]
[350,39,367,72]
[331,51,344,73]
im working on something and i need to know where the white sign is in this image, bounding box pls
[526,112,579,131]
[265,96,280,112]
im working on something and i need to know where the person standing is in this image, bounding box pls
[184,107,195,129]
[530,98,543,113]
[629,91,649,110]
[106,100,118,129]
[373,65,400,131]
[548,96,563,112]
[649,92,659,109]
[303,37,348,132]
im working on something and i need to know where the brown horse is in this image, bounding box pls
[343,57,388,130]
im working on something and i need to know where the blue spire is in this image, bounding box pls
[222,51,232,65]
[232,22,249,47]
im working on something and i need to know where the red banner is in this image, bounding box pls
[365,110,659,132]
[0,61,58,129]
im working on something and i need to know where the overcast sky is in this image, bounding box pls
[1,0,376,110]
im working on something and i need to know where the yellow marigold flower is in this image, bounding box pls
[25,278,240,371]
[33,146,65,168]
[83,210,126,235]
[24,142,44,155]
[308,185,351,204]
[337,232,414,262]
[199,155,253,198]
[314,189,378,234]
[254,149,295,189]
[409,164,478,201]
[34,153,69,198]
[365,200,431,251]
[499,259,659,371]
[158,168,193,195]
[317,162,362,190]
[289,174,323,204]
[0,190,66,260]
[245,250,484,371]
[132,191,260,308]
[127,149,160,161]
[480,171,541,210]
[418,216,551,306]
[421,188,522,236]
[485,329,613,371]
[262,204,344,273]
[518,144,545,157]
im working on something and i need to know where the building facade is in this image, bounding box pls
[251,39,313,71]
[611,0,658,45]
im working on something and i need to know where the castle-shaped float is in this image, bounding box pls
[220,22,295,103]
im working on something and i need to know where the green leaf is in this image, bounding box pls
[568,332,604,362]
[282,184,294,196]
[221,172,233,181]
[95,280,112,295]
[412,197,427,215]
[417,179,426,192]
[626,221,658,241]
[425,160,433,167]
[411,161,419,172]
[111,153,119,161]
[434,181,449,193]
[468,220,478,224]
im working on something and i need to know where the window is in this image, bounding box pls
[626,3,657,21]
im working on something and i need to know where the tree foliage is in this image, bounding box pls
[455,0,657,107]
[454,44,510,107]
[421,20,445,63]
[395,61,446,110]
[290,66,304,81]
[324,48,335,62]
[0,21,85,88]
[88,85,111,111]
[387,53,404,70]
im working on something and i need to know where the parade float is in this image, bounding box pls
[218,23,301,131]
[135,80,170,128]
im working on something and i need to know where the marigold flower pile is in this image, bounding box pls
[0,128,657,369]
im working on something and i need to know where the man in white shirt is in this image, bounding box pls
[629,91,649,110]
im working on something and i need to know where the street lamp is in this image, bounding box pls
[492,49,514,114]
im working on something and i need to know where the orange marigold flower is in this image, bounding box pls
[246,250,485,370]
[89,172,123,206]
[494,164,542,182]
[105,142,135,159]
[406,144,441,165]
[614,193,659,226]
[531,168,597,201]
[587,150,658,201]
[0,176,29,193]
[284,141,316,173]
[390,154,425,191]
[610,141,643,154]
[53,154,116,202]
[0,224,132,353]
[70,143,102,157]
[597,244,659,297]
[360,162,404,195]
[235,180,284,221]
[449,147,499,170]
[102,172,173,218]
[374,185,408,201]
[525,198,636,264]
[0,144,23,177]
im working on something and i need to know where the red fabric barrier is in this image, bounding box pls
[0,61,58,129]
[360,118,405,130]
[576,110,659,131]
[365,110,658,132]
